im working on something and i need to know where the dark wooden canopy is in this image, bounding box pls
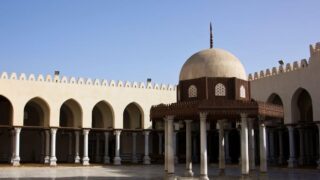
[150,99,284,121]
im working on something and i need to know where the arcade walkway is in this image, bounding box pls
[0,164,319,180]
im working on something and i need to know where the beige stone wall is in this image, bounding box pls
[0,74,176,129]
[249,42,320,124]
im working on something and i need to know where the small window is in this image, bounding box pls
[215,83,226,96]
[188,85,197,98]
[240,85,246,98]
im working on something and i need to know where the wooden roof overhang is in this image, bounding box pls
[150,99,284,121]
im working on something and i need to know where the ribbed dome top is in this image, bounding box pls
[179,48,247,81]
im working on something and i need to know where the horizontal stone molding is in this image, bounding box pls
[0,72,176,91]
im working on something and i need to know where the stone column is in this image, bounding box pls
[248,119,255,170]
[82,129,90,166]
[287,125,297,168]
[113,130,121,165]
[131,132,138,163]
[278,130,285,165]
[68,133,73,162]
[269,128,275,164]
[200,112,209,180]
[165,115,175,179]
[240,113,249,175]
[95,133,101,162]
[259,121,267,173]
[158,132,163,155]
[143,131,151,165]
[218,120,225,173]
[74,131,80,163]
[44,130,50,164]
[12,127,21,166]
[298,128,305,165]
[173,131,178,164]
[317,124,320,169]
[104,132,110,164]
[10,129,15,164]
[225,130,231,164]
[185,120,193,177]
[49,128,57,166]
[164,120,168,173]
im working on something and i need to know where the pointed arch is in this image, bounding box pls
[23,97,50,127]
[92,100,114,129]
[123,102,144,129]
[0,95,13,126]
[59,99,83,128]
[291,88,313,123]
[267,93,283,105]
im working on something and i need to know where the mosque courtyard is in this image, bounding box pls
[0,164,319,180]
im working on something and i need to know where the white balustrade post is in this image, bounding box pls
[184,120,193,177]
[200,112,209,180]
[12,127,21,166]
[82,129,90,166]
[103,132,110,164]
[49,128,57,166]
[143,131,151,165]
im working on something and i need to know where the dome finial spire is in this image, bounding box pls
[210,22,213,48]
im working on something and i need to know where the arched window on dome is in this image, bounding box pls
[240,85,246,98]
[215,83,226,96]
[188,85,197,98]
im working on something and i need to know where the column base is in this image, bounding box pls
[44,156,50,164]
[12,157,20,166]
[95,156,101,163]
[49,157,57,166]
[103,156,110,164]
[287,158,298,168]
[184,169,194,177]
[199,174,209,180]
[113,157,121,165]
[82,157,90,166]
[132,156,138,163]
[75,155,81,163]
[165,173,176,180]
[278,156,285,165]
[67,155,74,163]
[143,155,151,165]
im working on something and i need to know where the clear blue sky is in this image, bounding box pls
[0,0,319,84]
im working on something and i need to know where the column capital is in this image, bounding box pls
[185,120,193,124]
[114,130,121,135]
[164,115,174,121]
[143,130,150,136]
[50,128,57,134]
[287,125,295,132]
[83,129,90,135]
[14,127,21,133]
[240,113,248,119]
[104,131,110,136]
[199,112,208,120]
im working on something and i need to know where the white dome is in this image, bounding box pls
[179,48,247,81]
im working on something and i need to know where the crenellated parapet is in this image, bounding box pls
[248,42,320,81]
[248,59,308,81]
[0,72,176,91]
